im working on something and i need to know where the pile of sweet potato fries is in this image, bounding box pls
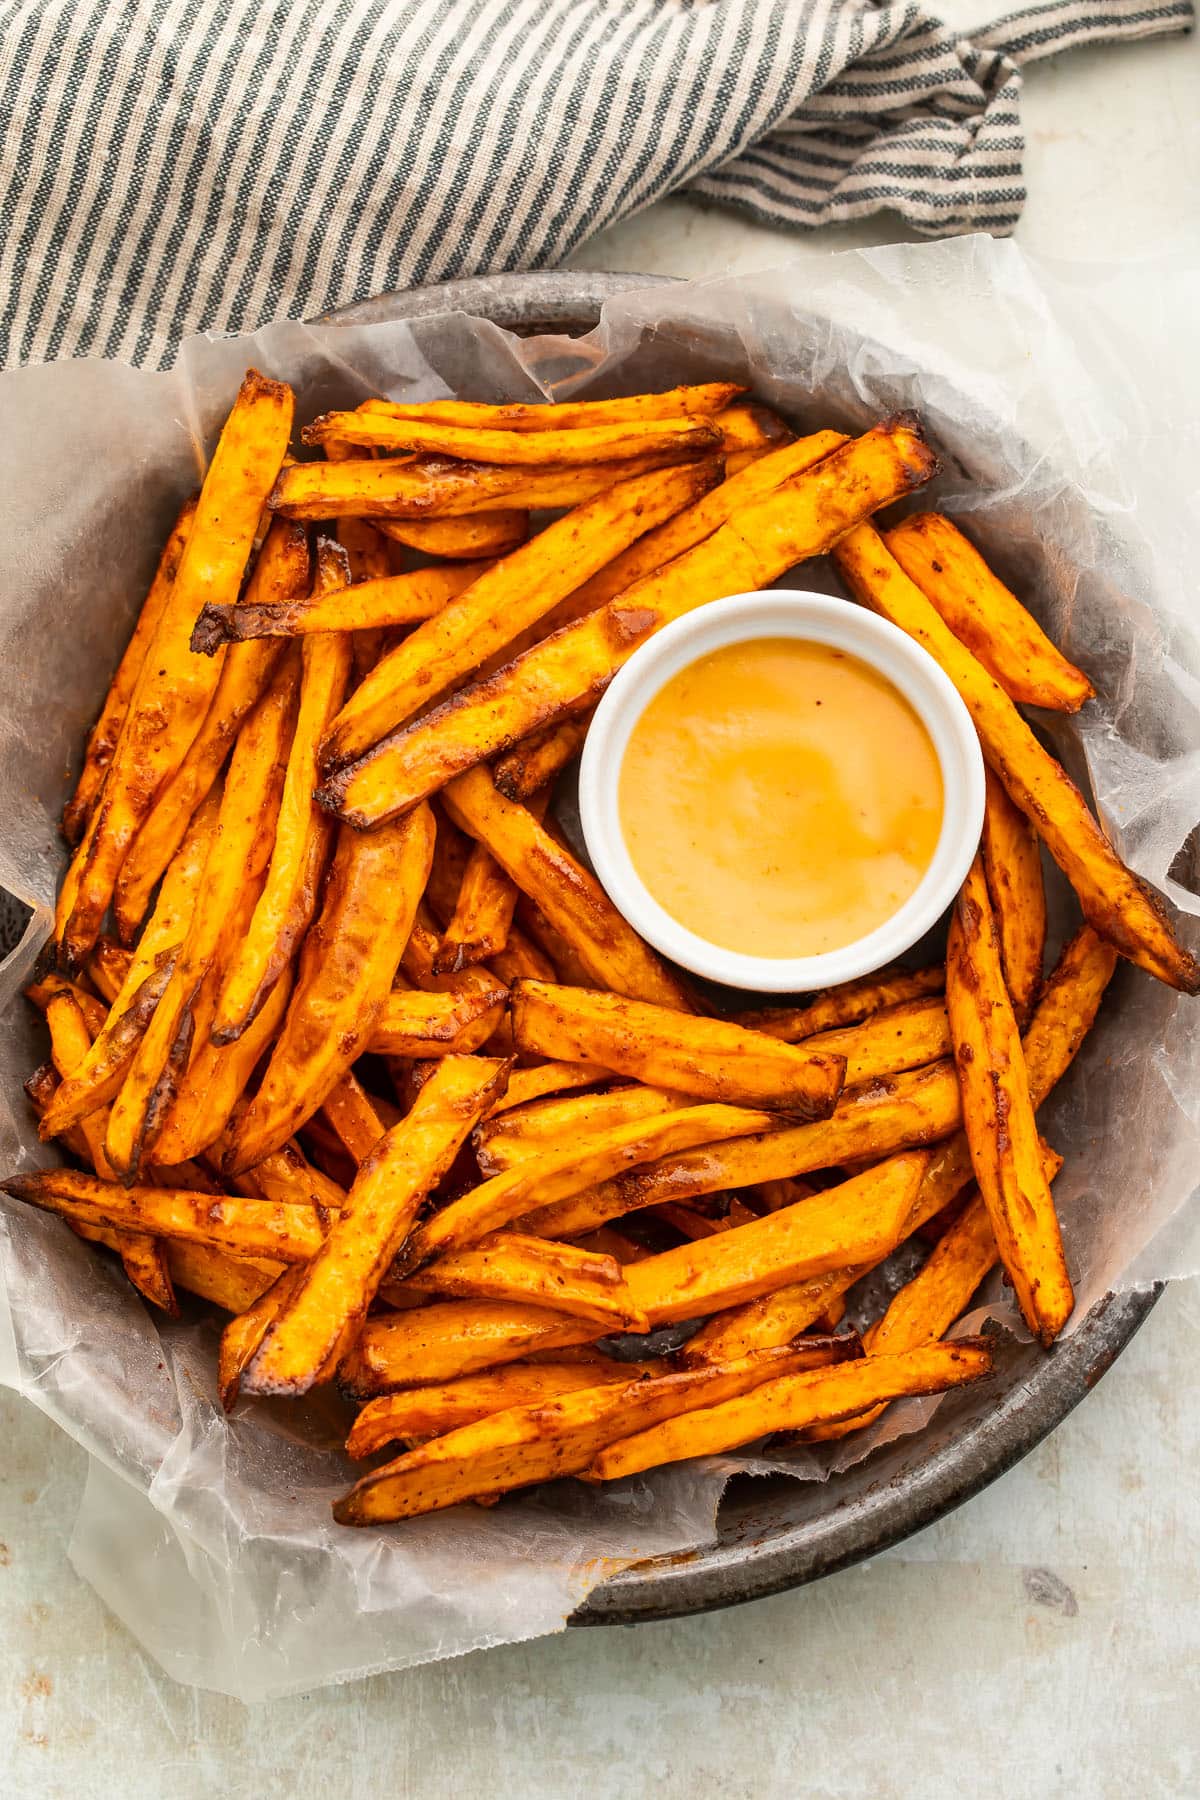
[5,370,1196,1526]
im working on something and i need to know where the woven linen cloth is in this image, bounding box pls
[0,0,1192,369]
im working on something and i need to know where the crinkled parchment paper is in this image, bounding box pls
[0,238,1197,1698]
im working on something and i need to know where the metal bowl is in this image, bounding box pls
[328,269,1160,1625]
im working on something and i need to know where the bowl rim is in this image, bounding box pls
[577,588,986,992]
[326,266,1161,1626]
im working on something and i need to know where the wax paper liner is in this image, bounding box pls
[1,238,1197,1699]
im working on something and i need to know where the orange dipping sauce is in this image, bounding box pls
[617,638,944,959]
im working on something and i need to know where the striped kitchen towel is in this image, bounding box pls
[0,0,1191,369]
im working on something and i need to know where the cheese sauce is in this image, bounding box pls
[617,637,944,958]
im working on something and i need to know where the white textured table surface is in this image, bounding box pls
[4,12,1199,1795]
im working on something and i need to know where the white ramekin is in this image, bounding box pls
[578,590,985,994]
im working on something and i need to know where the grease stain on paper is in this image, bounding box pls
[1023,1566,1079,1616]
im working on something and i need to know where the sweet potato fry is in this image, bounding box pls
[396,1233,629,1305]
[0,1169,327,1263]
[165,1241,279,1313]
[224,802,437,1173]
[295,1116,358,1187]
[320,462,720,770]
[318,418,937,822]
[35,956,173,1141]
[53,804,100,961]
[238,1139,347,1213]
[357,382,744,435]
[554,429,847,620]
[145,1154,228,1197]
[191,559,482,648]
[750,1177,818,1213]
[499,451,830,677]
[319,603,653,824]
[588,1340,993,1481]
[434,789,551,975]
[980,766,1046,1025]
[271,447,716,523]
[338,1301,604,1396]
[38,790,221,1140]
[433,842,520,974]
[488,926,559,987]
[43,992,176,1314]
[490,1060,609,1112]
[712,401,794,456]
[441,767,692,1008]
[239,1056,509,1396]
[302,1120,360,1189]
[396,904,512,1046]
[1021,924,1118,1102]
[62,497,197,845]
[423,806,473,923]
[653,1199,756,1240]
[946,854,1073,1344]
[86,938,133,1003]
[495,436,897,694]
[333,514,397,679]
[218,1264,308,1407]
[333,1343,842,1523]
[111,519,310,941]
[150,966,293,1166]
[511,981,846,1116]
[622,1151,930,1325]
[871,1192,1008,1354]
[523,1061,961,1240]
[110,635,278,944]
[305,410,723,467]
[547,926,1115,1246]
[25,1062,104,1175]
[799,996,951,1085]
[736,964,945,1041]
[805,1143,1062,1442]
[104,655,299,1180]
[834,523,1200,993]
[212,551,355,1042]
[884,512,1094,712]
[62,370,294,969]
[376,511,529,561]
[404,1233,647,1329]
[475,1083,683,1174]
[188,810,307,1090]
[368,984,508,1058]
[493,717,590,803]
[24,972,108,1039]
[335,514,393,581]
[113,1237,180,1315]
[562,1229,654,1266]
[681,1271,860,1364]
[876,923,1116,1256]
[901,1130,977,1240]
[407,1101,785,1267]
[347,1362,646,1457]
[679,1128,1017,1365]
[320,1070,388,1164]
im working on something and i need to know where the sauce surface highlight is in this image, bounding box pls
[618,637,943,958]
